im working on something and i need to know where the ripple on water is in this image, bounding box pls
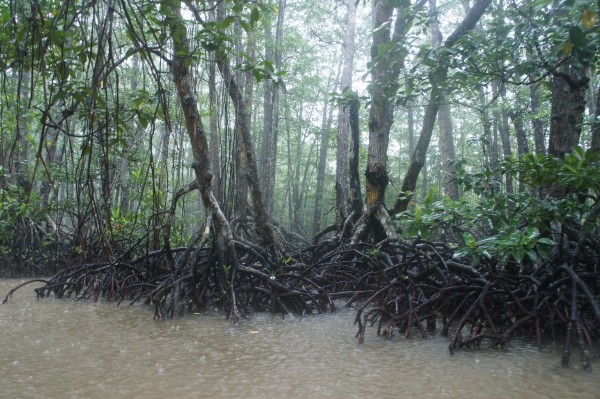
[1,279,599,399]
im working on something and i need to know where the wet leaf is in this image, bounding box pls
[582,9,596,30]
[560,39,573,55]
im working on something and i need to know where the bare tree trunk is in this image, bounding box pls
[393,0,492,214]
[509,102,530,193]
[208,54,222,201]
[294,137,317,234]
[477,86,494,168]
[548,69,588,198]
[348,96,363,221]
[529,81,546,155]
[438,103,458,199]
[430,0,457,200]
[352,0,429,244]
[365,0,396,207]
[261,17,274,213]
[548,71,587,158]
[492,82,514,194]
[12,69,32,195]
[335,0,357,224]
[284,97,295,226]
[406,77,415,155]
[39,127,60,209]
[165,0,238,271]
[351,0,424,244]
[313,93,336,236]
[86,0,116,253]
[115,55,143,214]
[269,0,285,214]
[234,27,256,223]
[216,52,277,251]
[511,115,529,158]
[591,83,600,151]
[500,106,513,193]
[259,1,285,215]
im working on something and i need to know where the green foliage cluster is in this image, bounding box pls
[0,182,52,274]
[394,147,600,267]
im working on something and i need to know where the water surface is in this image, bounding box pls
[1,279,598,398]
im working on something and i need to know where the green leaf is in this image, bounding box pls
[537,238,555,246]
[239,20,251,32]
[463,232,476,247]
[250,7,260,26]
[512,247,525,263]
[50,29,68,47]
[526,227,540,241]
[81,142,92,155]
[78,51,87,65]
[218,16,236,29]
[560,39,573,55]
[526,250,539,262]
[568,26,586,50]
[124,47,137,59]
[582,9,597,30]
[138,112,151,129]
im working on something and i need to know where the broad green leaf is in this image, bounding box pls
[526,227,540,240]
[250,7,260,26]
[526,250,539,262]
[582,9,597,30]
[512,247,525,263]
[463,232,476,247]
[218,16,236,29]
[537,238,555,246]
[560,39,573,55]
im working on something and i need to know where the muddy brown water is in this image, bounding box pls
[1,279,599,399]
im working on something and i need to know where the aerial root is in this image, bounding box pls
[4,235,599,369]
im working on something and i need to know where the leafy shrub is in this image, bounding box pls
[394,147,600,267]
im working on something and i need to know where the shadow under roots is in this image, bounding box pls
[5,232,600,370]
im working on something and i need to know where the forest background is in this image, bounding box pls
[1,0,600,366]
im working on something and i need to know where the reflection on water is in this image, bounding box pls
[1,279,598,399]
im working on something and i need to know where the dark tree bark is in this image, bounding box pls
[547,0,589,161]
[548,71,587,159]
[165,0,236,258]
[13,69,32,195]
[591,83,600,152]
[348,96,363,222]
[352,0,427,244]
[38,125,61,210]
[364,0,399,207]
[235,27,256,223]
[477,86,495,169]
[217,56,277,250]
[547,68,588,198]
[406,77,416,155]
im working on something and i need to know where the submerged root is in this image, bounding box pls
[25,238,334,322]
[5,232,599,369]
